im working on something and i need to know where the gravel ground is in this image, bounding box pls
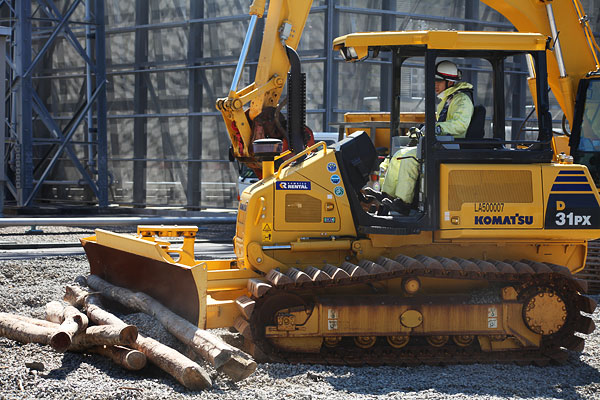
[0,226,599,400]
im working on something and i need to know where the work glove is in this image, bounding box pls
[408,126,423,138]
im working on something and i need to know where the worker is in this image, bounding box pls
[376,60,474,215]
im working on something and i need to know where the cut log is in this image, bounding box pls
[45,301,89,353]
[86,274,256,382]
[133,333,212,390]
[89,346,147,371]
[0,313,132,353]
[65,283,212,388]
[4,313,59,329]
[64,285,137,333]
[0,312,54,346]
[71,324,137,349]
[63,283,88,308]
[46,300,90,332]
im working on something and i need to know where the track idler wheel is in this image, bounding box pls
[387,335,410,348]
[426,335,449,347]
[452,335,474,347]
[354,336,377,349]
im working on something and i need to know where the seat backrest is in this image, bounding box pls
[465,104,486,139]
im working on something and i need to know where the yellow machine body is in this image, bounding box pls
[83,16,600,363]
[82,140,598,357]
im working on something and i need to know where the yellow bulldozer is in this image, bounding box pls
[82,1,599,365]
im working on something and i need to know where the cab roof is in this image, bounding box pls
[333,30,549,53]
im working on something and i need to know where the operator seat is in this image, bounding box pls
[465,104,486,139]
[457,104,490,149]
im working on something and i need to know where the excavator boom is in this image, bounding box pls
[481,0,599,125]
[216,0,313,166]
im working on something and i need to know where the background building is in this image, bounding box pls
[1,0,599,213]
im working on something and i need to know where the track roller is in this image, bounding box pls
[354,336,377,349]
[427,335,449,347]
[324,336,342,348]
[452,335,474,347]
[387,335,410,348]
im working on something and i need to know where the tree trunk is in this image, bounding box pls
[1,314,143,372]
[71,324,137,349]
[1,312,132,351]
[63,284,87,308]
[3,313,59,329]
[86,274,256,381]
[0,312,54,346]
[64,284,133,328]
[89,345,147,371]
[45,301,89,352]
[66,282,212,389]
[132,333,212,390]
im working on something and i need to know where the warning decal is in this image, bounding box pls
[327,309,338,330]
[487,307,498,329]
[262,223,272,243]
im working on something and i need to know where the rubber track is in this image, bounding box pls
[243,255,597,366]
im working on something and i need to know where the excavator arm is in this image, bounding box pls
[481,0,599,126]
[216,0,313,167]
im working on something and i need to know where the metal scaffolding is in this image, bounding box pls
[2,0,597,213]
[2,0,107,212]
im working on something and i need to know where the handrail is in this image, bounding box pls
[255,196,265,225]
[275,141,328,179]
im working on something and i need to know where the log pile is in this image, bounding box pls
[0,275,257,390]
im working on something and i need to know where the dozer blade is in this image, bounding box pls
[81,229,207,326]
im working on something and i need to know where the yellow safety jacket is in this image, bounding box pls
[436,82,474,138]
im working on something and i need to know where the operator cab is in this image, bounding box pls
[333,31,554,234]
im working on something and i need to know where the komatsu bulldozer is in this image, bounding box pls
[81,0,600,365]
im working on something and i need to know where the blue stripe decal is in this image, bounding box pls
[547,193,600,207]
[558,170,585,175]
[551,183,593,191]
[554,176,589,182]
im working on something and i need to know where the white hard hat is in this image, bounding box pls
[435,60,462,82]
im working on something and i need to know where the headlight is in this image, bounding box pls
[339,46,368,62]
[339,47,357,61]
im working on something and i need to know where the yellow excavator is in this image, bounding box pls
[481,0,600,293]
[82,1,599,365]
